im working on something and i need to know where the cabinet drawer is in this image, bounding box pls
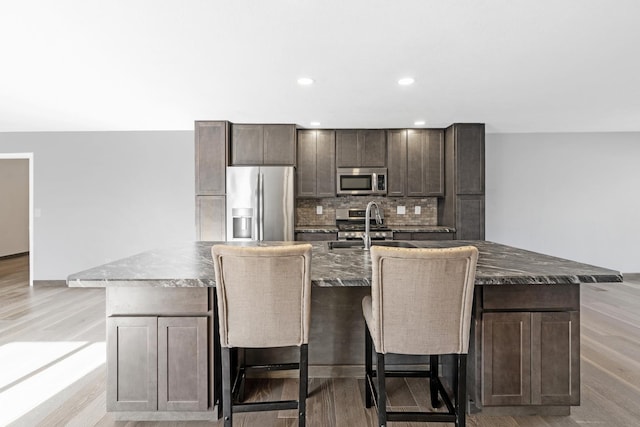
[295,232,338,241]
[483,285,579,311]
[107,287,210,315]
[411,232,454,240]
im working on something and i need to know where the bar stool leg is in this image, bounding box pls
[365,327,373,408]
[299,344,308,427]
[376,352,387,427]
[430,354,442,408]
[456,354,467,427]
[221,347,233,427]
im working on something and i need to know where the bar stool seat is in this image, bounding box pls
[212,243,312,427]
[363,245,479,427]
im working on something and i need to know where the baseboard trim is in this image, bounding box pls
[475,405,570,416]
[32,280,67,287]
[0,251,29,260]
[112,410,218,421]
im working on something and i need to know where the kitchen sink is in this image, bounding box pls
[327,240,417,250]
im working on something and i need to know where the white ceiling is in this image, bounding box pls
[2,0,639,133]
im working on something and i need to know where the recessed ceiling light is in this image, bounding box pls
[310,121,321,126]
[398,77,415,86]
[414,120,426,126]
[297,77,314,85]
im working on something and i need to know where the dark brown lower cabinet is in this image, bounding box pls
[107,317,158,411]
[107,316,208,412]
[482,310,580,407]
[295,232,338,241]
[158,317,208,411]
[105,287,213,418]
[393,231,454,240]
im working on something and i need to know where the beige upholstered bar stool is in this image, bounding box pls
[211,244,312,427]
[362,245,479,427]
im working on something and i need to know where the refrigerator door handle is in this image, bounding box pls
[258,172,264,241]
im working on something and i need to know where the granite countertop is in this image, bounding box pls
[67,240,623,288]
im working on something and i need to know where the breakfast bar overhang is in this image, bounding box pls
[68,240,623,420]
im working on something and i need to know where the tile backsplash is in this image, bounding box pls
[296,196,437,226]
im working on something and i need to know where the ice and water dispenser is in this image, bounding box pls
[231,208,254,240]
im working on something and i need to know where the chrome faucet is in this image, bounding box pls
[363,201,383,250]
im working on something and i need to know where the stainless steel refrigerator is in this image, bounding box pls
[226,166,295,241]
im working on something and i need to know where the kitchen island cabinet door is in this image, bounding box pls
[107,317,158,412]
[531,311,580,406]
[482,312,532,406]
[158,317,209,411]
[482,310,580,407]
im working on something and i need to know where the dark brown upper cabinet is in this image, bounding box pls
[336,129,386,167]
[231,124,296,166]
[297,130,336,198]
[386,129,444,197]
[195,121,228,196]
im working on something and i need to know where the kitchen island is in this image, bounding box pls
[68,240,622,420]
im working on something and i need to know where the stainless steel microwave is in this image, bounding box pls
[336,168,387,196]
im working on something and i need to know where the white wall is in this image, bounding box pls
[0,131,195,279]
[486,132,640,273]
[0,159,29,257]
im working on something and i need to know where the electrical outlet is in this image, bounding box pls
[415,206,421,215]
[397,206,406,215]
[316,205,323,215]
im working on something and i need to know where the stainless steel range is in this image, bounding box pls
[336,208,393,240]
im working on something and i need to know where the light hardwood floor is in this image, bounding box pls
[1,254,639,426]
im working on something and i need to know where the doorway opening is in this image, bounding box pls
[0,153,33,286]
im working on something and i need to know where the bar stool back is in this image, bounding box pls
[362,245,479,426]
[212,244,312,427]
